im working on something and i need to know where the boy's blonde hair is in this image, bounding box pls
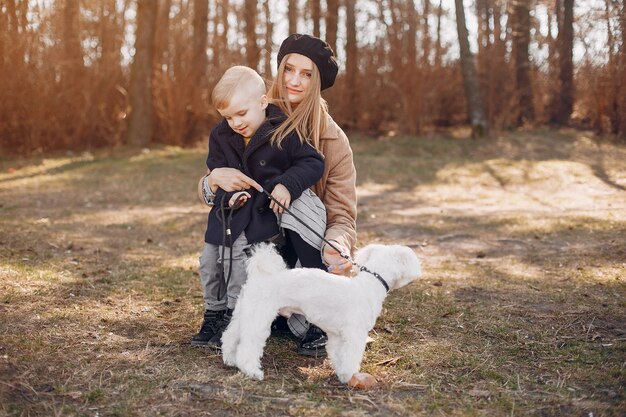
[212,66,266,110]
[268,55,329,151]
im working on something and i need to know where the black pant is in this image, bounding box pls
[279,229,325,270]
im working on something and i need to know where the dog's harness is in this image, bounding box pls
[259,187,390,293]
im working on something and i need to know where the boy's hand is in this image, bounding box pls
[229,191,251,208]
[269,184,291,214]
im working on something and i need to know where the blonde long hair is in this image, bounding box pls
[268,54,329,151]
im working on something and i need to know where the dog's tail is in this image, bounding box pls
[245,242,288,279]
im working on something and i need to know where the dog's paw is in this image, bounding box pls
[222,354,237,367]
[243,367,264,381]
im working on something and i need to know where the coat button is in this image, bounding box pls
[259,160,266,166]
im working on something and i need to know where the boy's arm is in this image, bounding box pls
[270,136,324,201]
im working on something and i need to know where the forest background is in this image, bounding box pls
[1,0,625,154]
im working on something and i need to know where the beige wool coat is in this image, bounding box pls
[312,115,358,256]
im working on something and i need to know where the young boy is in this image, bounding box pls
[191,66,325,347]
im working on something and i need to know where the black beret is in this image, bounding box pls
[277,34,339,91]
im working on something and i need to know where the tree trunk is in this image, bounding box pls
[192,0,208,83]
[475,0,490,124]
[311,0,321,38]
[99,0,122,75]
[244,0,259,70]
[6,0,18,34]
[288,0,298,35]
[326,0,339,53]
[387,0,402,72]
[345,0,358,127]
[407,0,421,134]
[407,1,418,66]
[454,0,488,138]
[63,0,83,82]
[263,0,273,78]
[491,0,507,127]
[476,0,488,58]
[619,0,626,140]
[155,0,172,72]
[604,0,618,134]
[548,0,561,123]
[192,0,209,113]
[512,0,535,125]
[127,0,158,147]
[557,0,574,124]
[434,0,443,68]
[422,0,431,65]
[216,0,229,63]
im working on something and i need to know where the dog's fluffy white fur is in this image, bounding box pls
[221,243,422,383]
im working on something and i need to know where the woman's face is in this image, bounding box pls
[283,53,314,105]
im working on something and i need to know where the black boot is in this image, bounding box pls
[206,308,233,348]
[297,324,327,357]
[270,315,291,336]
[191,309,226,346]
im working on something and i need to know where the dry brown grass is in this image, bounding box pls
[1,130,625,416]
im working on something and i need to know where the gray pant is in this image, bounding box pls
[199,234,250,311]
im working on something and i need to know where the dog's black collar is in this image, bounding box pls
[359,265,390,293]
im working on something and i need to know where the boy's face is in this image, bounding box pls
[217,90,268,138]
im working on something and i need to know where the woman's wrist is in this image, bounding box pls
[206,171,219,193]
[200,174,216,206]
[321,239,341,265]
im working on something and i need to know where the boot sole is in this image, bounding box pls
[191,339,222,348]
[297,347,327,357]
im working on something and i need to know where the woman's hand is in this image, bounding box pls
[269,184,291,214]
[323,243,353,275]
[209,167,261,193]
[229,191,251,208]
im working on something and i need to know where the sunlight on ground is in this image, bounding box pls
[66,205,204,226]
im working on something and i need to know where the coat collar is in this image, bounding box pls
[320,114,340,141]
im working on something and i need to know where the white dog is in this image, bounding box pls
[221,243,422,383]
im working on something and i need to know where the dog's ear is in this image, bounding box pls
[354,245,375,265]
[245,242,287,277]
[390,246,421,290]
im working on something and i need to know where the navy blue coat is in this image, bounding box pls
[204,104,324,246]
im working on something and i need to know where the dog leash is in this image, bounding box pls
[216,193,249,301]
[258,187,390,293]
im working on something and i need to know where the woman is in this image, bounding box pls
[196,34,357,356]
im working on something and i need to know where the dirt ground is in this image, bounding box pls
[1,129,625,416]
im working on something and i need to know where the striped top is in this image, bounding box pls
[279,189,326,250]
